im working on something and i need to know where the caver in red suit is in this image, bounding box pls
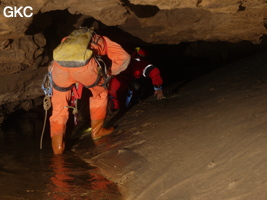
[48,32,130,154]
[108,47,163,110]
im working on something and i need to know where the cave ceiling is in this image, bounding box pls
[0,0,267,122]
[1,0,267,44]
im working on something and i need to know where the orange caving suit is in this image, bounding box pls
[49,35,130,138]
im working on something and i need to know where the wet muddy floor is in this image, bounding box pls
[0,110,122,200]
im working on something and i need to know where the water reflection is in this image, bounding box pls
[48,154,122,200]
[49,155,74,199]
[0,110,122,200]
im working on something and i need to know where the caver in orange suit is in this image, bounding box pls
[49,34,130,154]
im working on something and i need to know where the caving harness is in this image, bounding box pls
[40,27,112,150]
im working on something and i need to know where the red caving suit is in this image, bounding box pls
[108,56,163,109]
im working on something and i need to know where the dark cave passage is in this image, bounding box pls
[0,8,265,126]
[24,9,267,90]
[0,8,262,128]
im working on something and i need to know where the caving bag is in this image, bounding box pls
[53,27,95,67]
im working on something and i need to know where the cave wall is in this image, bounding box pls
[122,0,267,44]
[1,0,267,123]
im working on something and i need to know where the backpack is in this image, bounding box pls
[53,27,94,67]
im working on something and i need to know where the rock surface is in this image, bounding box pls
[73,48,267,200]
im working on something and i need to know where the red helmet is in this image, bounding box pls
[135,47,147,57]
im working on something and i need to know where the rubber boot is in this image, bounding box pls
[91,119,114,140]
[51,134,65,154]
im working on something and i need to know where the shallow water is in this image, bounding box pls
[0,111,122,200]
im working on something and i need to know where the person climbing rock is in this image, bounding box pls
[48,27,130,154]
[108,47,163,111]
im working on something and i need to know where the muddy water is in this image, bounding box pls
[0,111,122,200]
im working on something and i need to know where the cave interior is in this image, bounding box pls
[2,6,267,125]
[26,8,267,85]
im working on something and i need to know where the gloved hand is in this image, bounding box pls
[154,90,163,100]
